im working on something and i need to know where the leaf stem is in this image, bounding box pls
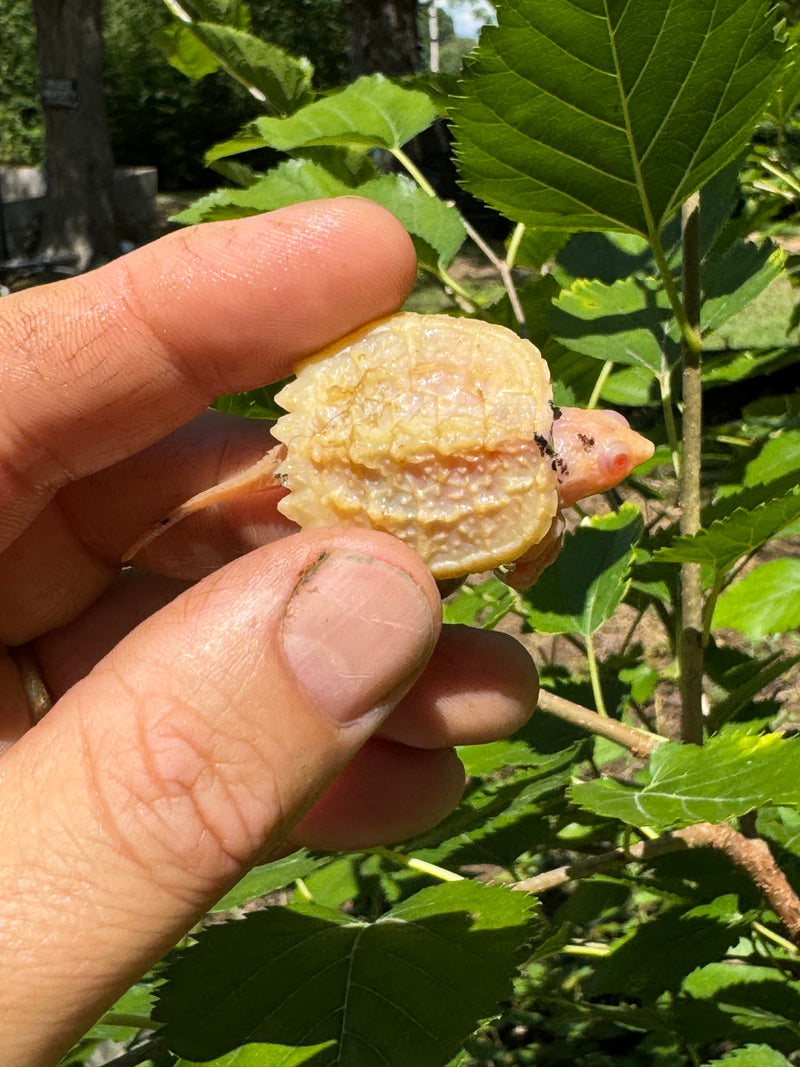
[588,360,613,410]
[586,634,608,717]
[372,847,464,882]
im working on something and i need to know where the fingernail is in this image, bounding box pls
[281,552,438,725]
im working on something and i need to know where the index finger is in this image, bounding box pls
[0,199,417,550]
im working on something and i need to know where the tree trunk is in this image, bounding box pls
[346,0,420,78]
[31,0,118,270]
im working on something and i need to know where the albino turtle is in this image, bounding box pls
[124,313,653,588]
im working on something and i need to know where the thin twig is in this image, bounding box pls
[536,689,665,758]
[514,820,800,945]
[679,192,705,745]
[459,215,527,329]
[513,834,689,893]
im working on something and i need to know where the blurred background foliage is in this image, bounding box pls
[0,0,477,189]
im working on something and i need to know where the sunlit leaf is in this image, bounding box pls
[453,0,783,234]
[713,559,800,638]
[571,731,800,831]
[551,276,672,373]
[174,160,466,269]
[655,487,800,572]
[253,73,438,152]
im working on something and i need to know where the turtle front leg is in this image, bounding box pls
[122,443,286,562]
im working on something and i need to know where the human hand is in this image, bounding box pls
[0,199,538,1065]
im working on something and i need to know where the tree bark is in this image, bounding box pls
[32,0,118,270]
[346,0,420,78]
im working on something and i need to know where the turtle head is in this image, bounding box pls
[550,407,654,507]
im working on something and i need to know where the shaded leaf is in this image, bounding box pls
[189,23,313,113]
[713,559,800,638]
[571,731,800,831]
[702,240,785,335]
[586,896,744,1001]
[453,0,783,234]
[521,504,644,635]
[156,883,535,1066]
[253,73,437,152]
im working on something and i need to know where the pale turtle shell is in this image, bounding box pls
[272,312,559,580]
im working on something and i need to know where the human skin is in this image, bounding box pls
[0,199,539,1066]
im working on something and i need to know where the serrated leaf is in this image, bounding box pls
[253,73,438,152]
[211,850,321,912]
[153,23,221,81]
[442,577,518,628]
[155,882,535,1066]
[521,504,644,635]
[700,1047,792,1067]
[453,0,783,235]
[174,160,466,269]
[551,276,672,374]
[702,241,785,335]
[586,896,743,1001]
[655,486,800,573]
[176,1041,333,1066]
[713,559,800,638]
[710,652,800,728]
[571,731,800,831]
[189,23,313,113]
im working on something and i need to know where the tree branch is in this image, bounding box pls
[513,833,689,894]
[679,191,705,745]
[679,822,800,940]
[537,689,665,758]
[514,820,800,944]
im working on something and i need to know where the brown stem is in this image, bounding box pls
[679,192,705,744]
[537,689,665,758]
[679,823,800,940]
[514,820,800,944]
[513,834,689,894]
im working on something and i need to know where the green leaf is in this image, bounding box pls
[744,429,800,493]
[655,486,800,573]
[700,1047,792,1067]
[452,0,783,235]
[153,23,221,81]
[211,850,321,912]
[702,240,785,335]
[521,504,644,635]
[713,558,800,638]
[586,896,744,1001]
[189,23,313,114]
[442,577,518,629]
[155,882,535,1066]
[551,276,673,374]
[253,73,438,152]
[176,1042,333,1066]
[174,160,466,270]
[710,652,800,728]
[571,730,800,831]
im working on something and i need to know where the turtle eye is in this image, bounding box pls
[599,443,631,483]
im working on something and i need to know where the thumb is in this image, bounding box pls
[0,530,439,1066]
